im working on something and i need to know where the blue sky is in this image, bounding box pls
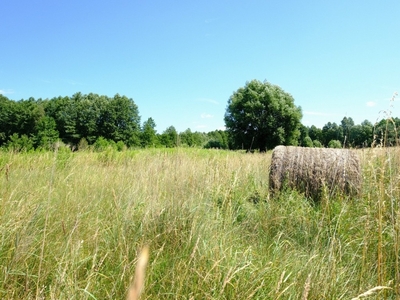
[1,1,399,133]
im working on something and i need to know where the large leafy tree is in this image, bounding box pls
[98,94,141,146]
[45,93,141,147]
[0,95,45,147]
[44,95,80,144]
[224,80,302,151]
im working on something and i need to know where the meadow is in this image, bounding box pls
[0,146,399,299]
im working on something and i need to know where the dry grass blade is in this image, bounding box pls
[301,273,311,300]
[127,245,150,300]
[350,286,392,299]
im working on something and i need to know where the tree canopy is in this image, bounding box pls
[224,80,302,151]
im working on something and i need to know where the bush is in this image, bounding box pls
[94,137,112,152]
[204,140,225,149]
[328,140,342,148]
[6,133,34,152]
[313,140,323,148]
[78,138,89,151]
[303,136,314,147]
[116,141,126,151]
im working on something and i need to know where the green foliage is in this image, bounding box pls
[44,93,141,147]
[298,124,309,146]
[93,137,115,152]
[5,133,34,152]
[315,118,375,148]
[313,139,323,147]
[178,128,194,147]
[141,117,158,147]
[224,79,302,151]
[341,116,354,143]
[204,130,229,149]
[44,95,78,143]
[73,93,104,144]
[204,140,224,149]
[181,130,207,147]
[0,95,15,146]
[177,129,208,148]
[34,116,59,150]
[308,125,323,144]
[328,139,342,148]
[373,117,400,147]
[159,126,179,147]
[303,136,314,147]
[116,140,126,151]
[357,120,374,147]
[0,96,44,147]
[0,91,392,152]
[97,94,141,146]
[322,122,343,146]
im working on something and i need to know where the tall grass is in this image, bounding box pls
[0,146,399,299]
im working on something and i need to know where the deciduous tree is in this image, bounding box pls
[224,80,302,151]
[141,117,158,147]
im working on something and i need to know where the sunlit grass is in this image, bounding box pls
[0,146,399,299]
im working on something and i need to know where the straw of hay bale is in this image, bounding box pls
[269,146,362,199]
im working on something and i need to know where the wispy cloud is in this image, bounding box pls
[0,89,14,95]
[201,113,213,119]
[197,98,219,105]
[366,101,376,107]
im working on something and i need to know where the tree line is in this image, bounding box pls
[0,93,229,151]
[0,86,397,152]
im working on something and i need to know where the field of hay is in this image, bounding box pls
[0,147,399,299]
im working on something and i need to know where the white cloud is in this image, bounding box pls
[197,98,219,105]
[366,101,376,107]
[201,113,213,119]
[0,89,14,95]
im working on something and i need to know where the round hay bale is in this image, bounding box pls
[269,146,362,199]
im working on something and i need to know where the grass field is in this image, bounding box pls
[0,146,399,299]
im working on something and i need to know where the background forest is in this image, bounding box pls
[0,92,398,152]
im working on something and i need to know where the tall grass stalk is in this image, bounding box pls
[0,146,399,298]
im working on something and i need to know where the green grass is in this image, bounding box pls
[0,147,399,299]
